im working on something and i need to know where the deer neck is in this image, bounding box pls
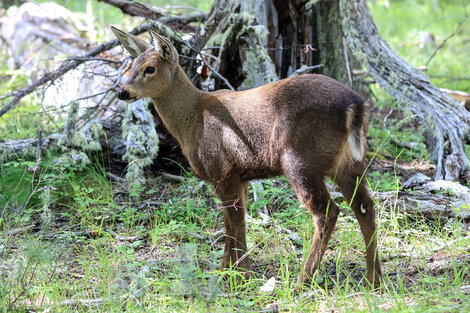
[150,66,204,150]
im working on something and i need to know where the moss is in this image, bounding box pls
[122,99,159,194]
[53,149,91,171]
[54,118,103,171]
[215,12,277,90]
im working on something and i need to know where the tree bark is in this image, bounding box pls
[247,0,369,94]
[340,0,470,182]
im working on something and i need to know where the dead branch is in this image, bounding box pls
[0,23,151,118]
[96,0,208,24]
[188,0,233,54]
[0,5,208,119]
[96,0,163,20]
[160,172,185,183]
[160,11,208,24]
[375,190,470,220]
[425,18,465,67]
[7,225,35,236]
[432,236,470,253]
[340,0,470,182]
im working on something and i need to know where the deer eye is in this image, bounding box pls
[144,67,155,75]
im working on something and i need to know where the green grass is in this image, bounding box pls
[369,0,470,92]
[1,163,468,312]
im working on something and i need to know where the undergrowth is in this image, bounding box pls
[0,151,468,312]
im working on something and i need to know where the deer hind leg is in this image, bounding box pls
[216,180,251,273]
[296,183,339,285]
[334,161,382,287]
[281,155,339,284]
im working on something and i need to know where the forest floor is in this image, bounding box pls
[1,106,469,312]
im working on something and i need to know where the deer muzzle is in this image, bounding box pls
[117,89,130,101]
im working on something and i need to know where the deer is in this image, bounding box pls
[110,26,382,288]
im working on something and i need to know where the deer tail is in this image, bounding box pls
[346,99,371,162]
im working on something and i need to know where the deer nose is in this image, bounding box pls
[117,89,130,100]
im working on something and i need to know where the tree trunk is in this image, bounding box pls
[340,0,470,182]
[231,0,369,93]
[213,0,469,182]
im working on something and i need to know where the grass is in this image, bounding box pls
[1,161,469,312]
[369,0,470,92]
[1,0,469,312]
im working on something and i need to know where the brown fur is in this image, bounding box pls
[111,26,382,287]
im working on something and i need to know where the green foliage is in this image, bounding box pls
[369,0,470,92]
[368,170,399,192]
[0,67,60,140]
[0,155,59,227]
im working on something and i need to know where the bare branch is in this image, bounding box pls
[0,23,152,118]
[190,0,233,52]
[96,0,208,23]
[425,18,465,67]
[426,19,465,66]
[199,55,235,90]
[96,0,163,20]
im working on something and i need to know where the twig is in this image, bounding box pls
[38,296,128,308]
[199,55,235,90]
[290,64,324,77]
[161,172,185,183]
[7,225,35,236]
[383,107,394,126]
[425,19,465,67]
[342,36,353,88]
[432,236,470,253]
[163,5,207,14]
[65,56,122,63]
[106,172,125,183]
[36,129,42,159]
[109,231,142,242]
[160,11,208,24]
[150,20,236,91]
[96,0,208,23]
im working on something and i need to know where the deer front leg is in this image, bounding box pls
[216,181,251,273]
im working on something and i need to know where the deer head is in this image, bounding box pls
[110,26,179,102]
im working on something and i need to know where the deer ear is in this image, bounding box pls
[110,25,153,58]
[149,30,179,64]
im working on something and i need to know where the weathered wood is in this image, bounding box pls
[205,0,277,90]
[374,191,469,221]
[339,0,470,182]
[309,0,349,85]
[96,0,164,20]
[96,0,208,23]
